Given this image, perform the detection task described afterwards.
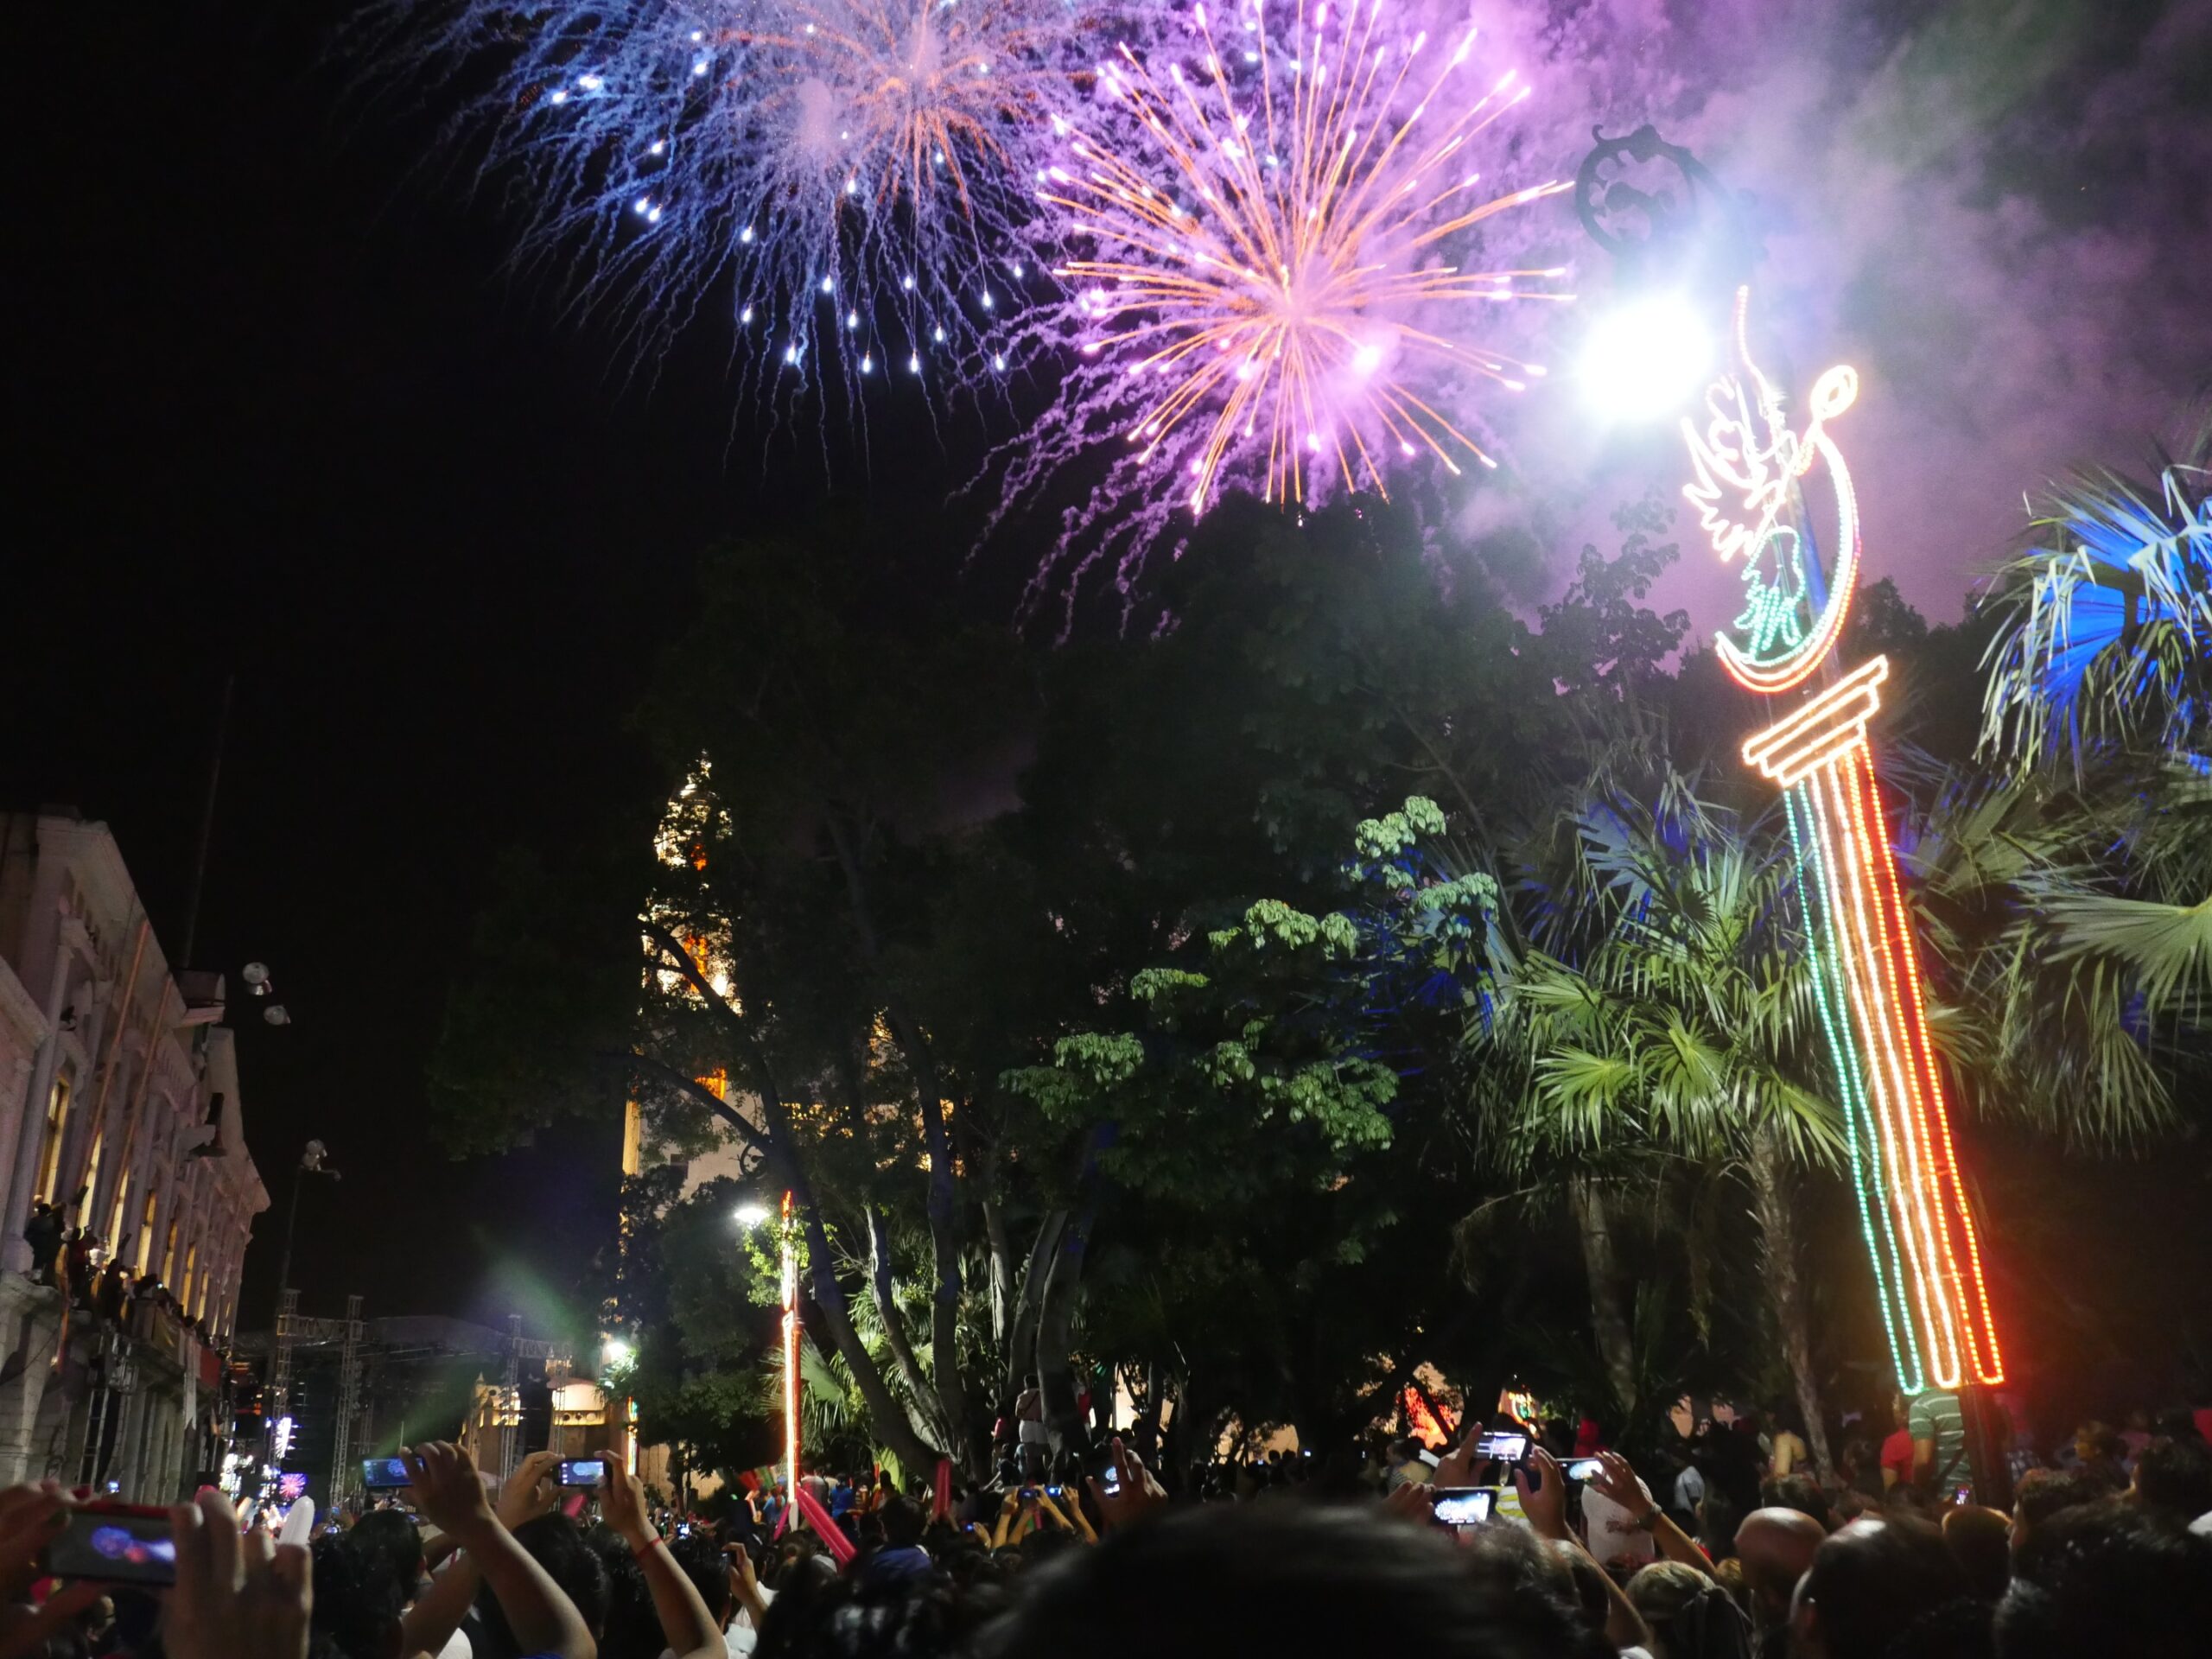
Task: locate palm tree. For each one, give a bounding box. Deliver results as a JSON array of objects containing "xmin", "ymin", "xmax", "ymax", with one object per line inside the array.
[
  {"xmin": 1897, "ymin": 758, "xmax": 2196, "ymax": 1147},
  {"xmin": 1956, "ymin": 404, "xmax": 2211, "ymax": 1098},
  {"xmin": 1981, "ymin": 407, "xmax": 2209, "ymax": 769},
  {"xmin": 1471, "ymin": 750, "xmax": 1848, "ymax": 1476}
]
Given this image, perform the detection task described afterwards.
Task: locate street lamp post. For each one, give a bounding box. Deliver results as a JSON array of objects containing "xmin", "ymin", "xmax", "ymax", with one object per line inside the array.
[
  {"xmin": 734, "ymin": 1196, "xmax": 800, "ymax": 1533},
  {"xmin": 264, "ymin": 1141, "xmax": 339, "ymax": 1480},
  {"xmin": 779, "ymin": 1192, "xmax": 798, "ymax": 1520}
]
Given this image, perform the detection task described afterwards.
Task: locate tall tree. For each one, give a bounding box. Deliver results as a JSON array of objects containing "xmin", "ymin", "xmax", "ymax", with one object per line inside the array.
[{"xmin": 1470, "ymin": 747, "xmax": 1847, "ymax": 1476}]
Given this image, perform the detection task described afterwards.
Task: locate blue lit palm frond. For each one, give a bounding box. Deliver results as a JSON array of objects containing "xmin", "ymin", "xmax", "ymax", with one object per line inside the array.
[{"xmin": 1981, "ymin": 411, "xmax": 2211, "ymax": 766}]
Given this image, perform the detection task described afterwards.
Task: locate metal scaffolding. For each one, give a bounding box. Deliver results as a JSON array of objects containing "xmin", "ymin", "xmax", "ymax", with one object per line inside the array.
[
  {"xmin": 327, "ymin": 1294, "xmax": 365, "ymax": 1510},
  {"xmin": 500, "ymin": 1314, "xmax": 524, "ymax": 1483},
  {"xmin": 267, "ymin": 1286, "xmax": 300, "ymax": 1461}
]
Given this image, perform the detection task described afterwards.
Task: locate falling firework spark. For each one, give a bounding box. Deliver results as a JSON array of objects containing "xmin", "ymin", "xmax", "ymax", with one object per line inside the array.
[
  {"xmin": 359, "ymin": 0, "xmax": 1099, "ymax": 401},
  {"xmin": 980, "ymin": 0, "xmax": 1571, "ymax": 626}
]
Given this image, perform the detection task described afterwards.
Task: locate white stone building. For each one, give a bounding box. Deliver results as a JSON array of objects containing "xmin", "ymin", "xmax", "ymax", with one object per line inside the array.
[{"xmin": 0, "ymin": 810, "xmax": 270, "ymax": 1494}]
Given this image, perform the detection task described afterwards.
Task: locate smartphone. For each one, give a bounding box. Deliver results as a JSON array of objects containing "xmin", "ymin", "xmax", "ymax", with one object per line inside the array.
[
  {"xmin": 362, "ymin": 1457, "xmax": 412, "ymax": 1490},
  {"xmin": 1431, "ymin": 1488, "xmax": 1496, "ymax": 1531},
  {"xmin": 557, "ymin": 1459, "xmax": 607, "ymax": 1488},
  {"xmin": 1045, "ymin": 1484, "xmax": 1065, "ymax": 1497},
  {"xmin": 1473, "ymin": 1431, "xmax": 1529, "ymax": 1462},
  {"xmin": 1564, "ymin": 1458, "xmax": 1605, "ymax": 1482},
  {"xmin": 1086, "ymin": 1446, "xmax": 1122, "ymax": 1497},
  {"xmin": 41, "ymin": 1506, "xmax": 177, "ymax": 1586},
  {"xmin": 1953, "ymin": 1485, "xmax": 1974, "ymax": 1508}
]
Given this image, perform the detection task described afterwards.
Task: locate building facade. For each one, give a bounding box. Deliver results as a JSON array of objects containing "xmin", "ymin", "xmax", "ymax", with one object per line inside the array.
[{"xmin": 0, "ymin": 810, "xmax": 270, "ymax": 1493}]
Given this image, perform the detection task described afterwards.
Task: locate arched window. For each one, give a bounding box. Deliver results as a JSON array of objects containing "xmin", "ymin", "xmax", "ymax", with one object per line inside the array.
[
  {"xmin": 136, "ymin": 1191, "xmax": 159, "ymax": 1275},
  {"xmin": 34, "ymin": 1075, "xmax": 71, "ymax": 1204}
]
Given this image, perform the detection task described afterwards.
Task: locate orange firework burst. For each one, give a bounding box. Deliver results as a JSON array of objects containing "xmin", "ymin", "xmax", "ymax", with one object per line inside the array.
[{"xmin": 1040, "ymin": 0, "xmax": 1572, "ymax": 512}]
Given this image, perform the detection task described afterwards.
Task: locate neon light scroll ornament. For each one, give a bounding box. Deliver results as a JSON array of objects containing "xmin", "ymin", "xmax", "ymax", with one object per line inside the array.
[
  {"xmin": 1695, "ymin": 288, "xmax": 2005, "ymax": 1394},
  {"xmin": 1683, "ymin": 288, "xmax": 1864, "ymax": 695}
]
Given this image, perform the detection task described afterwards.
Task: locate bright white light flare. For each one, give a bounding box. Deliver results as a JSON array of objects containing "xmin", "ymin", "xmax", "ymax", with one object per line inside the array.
[{"xmin": 1580, "ymin": 294, "xmax": 1713, "ymax": 422}]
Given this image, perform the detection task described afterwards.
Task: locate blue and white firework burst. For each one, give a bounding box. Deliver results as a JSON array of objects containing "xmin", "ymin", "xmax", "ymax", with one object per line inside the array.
[{"xmin": 359, "ymin": 0, "xmax": 1111, "ymax": 404}]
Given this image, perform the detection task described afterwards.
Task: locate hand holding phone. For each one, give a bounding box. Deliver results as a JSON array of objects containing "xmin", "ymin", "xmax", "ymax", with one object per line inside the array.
[
  {"xmin": 1431, "ymin": 1488, "xmax": 1496, "ymax": 1532},
  {"xmin": 362, "ymin": 1457, "xmax": 411, "ymax": 1491},
  {"xmin": 495, "ymin": 1449, "xmax": 562, "ymax": 1530},
  {"xmin": 40, "ymin": 1506, "xmax": 177, "ymax": 1586}
]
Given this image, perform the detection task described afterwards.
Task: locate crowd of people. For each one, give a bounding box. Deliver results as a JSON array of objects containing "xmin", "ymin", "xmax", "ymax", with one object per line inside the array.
[
  {"xmin": 1, "ymin": 1385, "xmax": 2208, "ymax": 1659},
  {"xmin": 23, "ymin": 1199, "xmax": 213, "ymax": 1345}
]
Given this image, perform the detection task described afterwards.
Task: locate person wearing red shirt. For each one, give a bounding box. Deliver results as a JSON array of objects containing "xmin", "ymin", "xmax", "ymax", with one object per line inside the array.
[{"xmin": 1879, "ymin": 1390, "xmax": 1916, "ymax": 1491}]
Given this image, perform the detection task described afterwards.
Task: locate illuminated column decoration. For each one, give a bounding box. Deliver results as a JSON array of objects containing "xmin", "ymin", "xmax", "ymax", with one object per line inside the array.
[
  {"xmin": 1694, "ymin": 289, "xmax": 2005, "ymax": 1392},
  {"xmin": 779, "ymin": 1190, "xmax": 799, "ymax": 1521}
]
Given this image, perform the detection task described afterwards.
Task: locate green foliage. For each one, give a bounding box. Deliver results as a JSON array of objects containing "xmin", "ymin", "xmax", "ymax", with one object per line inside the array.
[
  {"xmin": 1472, "ymin": 751, "xmax": 1844, "ymax": 1176},
  {"xmin": 1900, "ymin": 756, "xmax": 2202, "ymax": 1144},
  {"xmin": 1004, "ymin": 797, "xmax": 1494, "ymax": 1199}
]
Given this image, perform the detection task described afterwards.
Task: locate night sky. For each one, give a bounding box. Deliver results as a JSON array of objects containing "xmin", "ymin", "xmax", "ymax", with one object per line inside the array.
[{"xmin": 10, "ymin": 2, "xmax": 2209, "ymax": 1349}]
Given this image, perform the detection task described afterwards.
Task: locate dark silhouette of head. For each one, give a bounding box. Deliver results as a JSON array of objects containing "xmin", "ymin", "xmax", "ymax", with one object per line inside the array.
[
  {"xmin": 344, "ymin": 1509, "xmax": 424, "ymax": 1610},
  {"xmin": 881, "ymin": 1496, "xmax": 927, "ymax": 1550},
  {"xmin": 2132, "ymin": 1435, "xmax": 2212, "ymax": 1522},
  {"xmin": 1996, "ymin": 1499, "xmax": 2212, "ymax": 1659},
  {"xmin": 308, "ymin": 1533, "xmax": 405, "ymax": 1659},
  {"xmin": 1791, "ymin": 1516, "xmax": 1988, "ymax": 1659},
  {"xmin": 1942, "ymin": 1505, "xmax": 2012, "ymax": 1601},
  {"xmin": 975, "ymin": 1503, "xmax": 1611, "ymax": 1659},
  {"xmin": 670, "ymin": 1531, "xmax": 734, "ymax": 1624},
  {"xmin": 1733, "ymin": 1507, "xmax": 1825, "ymax": 1629},
  {"xmin": 476, "ymin": 1514, "xmax": 610, "ymax": 1653}
]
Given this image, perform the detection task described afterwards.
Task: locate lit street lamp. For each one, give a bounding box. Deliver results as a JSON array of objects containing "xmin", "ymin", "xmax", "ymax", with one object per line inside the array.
[{"xmin": 734, "ymin": 1194, "xmax": 801, "ymax": 1527}]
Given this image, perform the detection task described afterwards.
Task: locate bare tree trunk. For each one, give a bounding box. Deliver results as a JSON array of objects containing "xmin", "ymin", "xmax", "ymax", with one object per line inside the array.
[
  {"xmin": 1036, "ymin": 1205, "xmax": 1095, "ymax": 1454},
  {"xmin": 977, "ymin": 1146, "xmax": 1014, "ymax": 1347},
  {"xmin": 886, "ymin": 1007, "xmax": 972, "ymax": 1464},
  {"xmin": 866, "ymin": 1207, "xmax": 955, "ymax": 1452},
  {"xmin": 639, "ymin": 925, "xmax": 941, "ymax": 1475},
  {"xmin": 793, "ymin": 1200, "xmax": 941, "ymax": 1475},
  {"xmin": 1001, "ymin": 1212, "xmax": 1065, "ymax": 1401},
  {"xmin": 822, "ymin": 814, "xmax": 973, "ymax": 1468},
  {"xmin": 1570, "ymin": 1177, "xmax": 1638, "ymax": 1417},
  {"xmin": 1749, "ymin": 1123, "xmax": 1834, "ymax": 1483}
]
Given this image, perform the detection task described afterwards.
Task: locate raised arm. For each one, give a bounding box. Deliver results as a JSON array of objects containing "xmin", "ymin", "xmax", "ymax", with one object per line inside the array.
[
  {"xmin": 398, "ymin": 1549, "xmax": 479, "ymax": 1659},
  {"xmin": 1588, "ymin": 1451, "xmax": 1715, "ymax": 1580},
  {"xmin": 602, "ymin": 1456, "xmax": 724, "ymax": 1659},
  {"xmin": 401, "ymin": 1443, "xmax": 593, "ymax": 1659},
  {"xmin": 403, "ymin": 1447, "xmax": 558, "ymax": 1659},
  {"xmin": 726, "ymin": 1541, "xmax": 769, "ymax": 1629},
  {"xmin": 1516, "ymin": 1448, "xmax": 1651, "ymax": 1654},
  {"xmin": 1033, "ymin": 1489, "xmax": 1095, "ymax": 1544}
]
